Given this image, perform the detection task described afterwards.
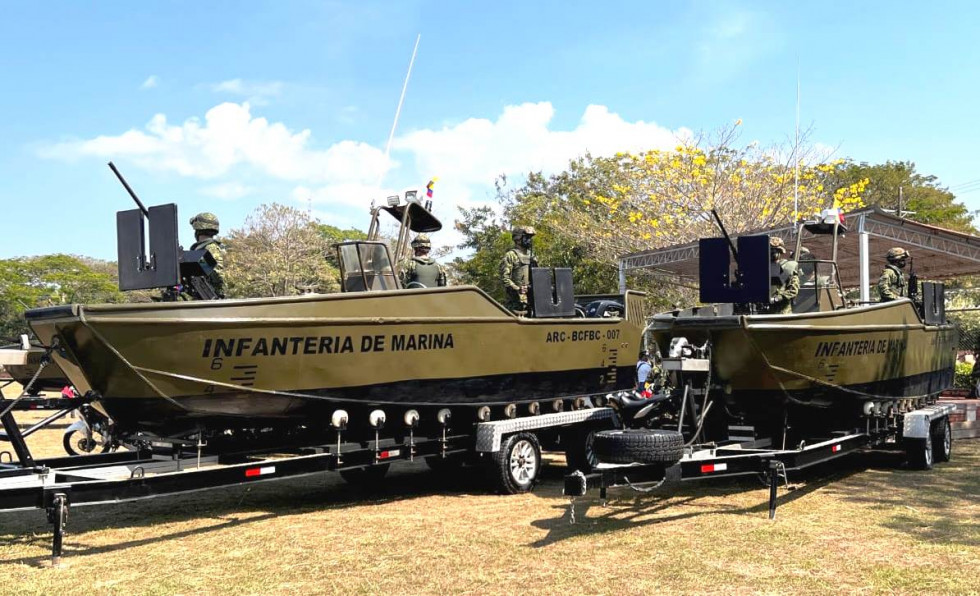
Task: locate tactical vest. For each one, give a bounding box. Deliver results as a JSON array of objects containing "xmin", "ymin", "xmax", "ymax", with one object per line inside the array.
[
  {"xmin": 507, "ymin": 249, "xmax": 533, "ymax": 286},
  {"xmin": 770, "ymin": 259, "xmax": 797, "ymax": 294},
  {"xmin": 885, "ymin": 264, "xmax": 907, "ymax": 296},
  {"xmin": 189, "ymin": 238, "xmax": 224, "ymax": 295},
  {"xmin": 409, "ymin": 258, "xmax": 442, "ymax": 288}
]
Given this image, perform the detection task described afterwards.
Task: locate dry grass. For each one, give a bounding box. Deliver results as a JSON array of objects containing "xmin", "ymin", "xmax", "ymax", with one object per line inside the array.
[{"xmin": 1, "ymin": 401, "xmax": 978, "ymax": 595}]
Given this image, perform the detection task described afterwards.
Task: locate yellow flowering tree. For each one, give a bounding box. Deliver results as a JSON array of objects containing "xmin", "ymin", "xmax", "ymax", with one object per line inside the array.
[
  {"xmin": 550, "ymin": 125, "xmax": 869, "ymax": 261},
  {"xmin": 492, "ymin": 125, "xmax": 869, "ymax": 309}
]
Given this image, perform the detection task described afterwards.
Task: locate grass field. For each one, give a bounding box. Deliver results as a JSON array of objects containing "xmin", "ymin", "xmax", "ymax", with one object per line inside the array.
[{"xmin": 1, "ymin": 398, "xmax": 978, "ymax": 595}]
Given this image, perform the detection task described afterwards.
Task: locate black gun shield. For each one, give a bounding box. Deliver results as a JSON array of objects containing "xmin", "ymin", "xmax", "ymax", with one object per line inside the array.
[
  {"xmin": 116, "ymin": 204, "xmax": 180, "ymax": 291},
  {"xmin": 698, "ymin": 238, "xmax": 735, "ymax": 303},
  {"xmin": 735, "ymin": 235, "xmax": 772, "ymax": 303},
  {"xmin": 531, "ymin": 267, "xmax": 576, "ymax": 317}
]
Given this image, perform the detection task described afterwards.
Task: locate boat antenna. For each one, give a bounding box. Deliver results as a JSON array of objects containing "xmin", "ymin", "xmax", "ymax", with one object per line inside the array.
[
  {"xmin": 793, "ymin": 58, "xmax": 800, "ymax": 227},
  {"xmin": 377, "ymin": 33, "xmax": 421, "ymax": 189}
]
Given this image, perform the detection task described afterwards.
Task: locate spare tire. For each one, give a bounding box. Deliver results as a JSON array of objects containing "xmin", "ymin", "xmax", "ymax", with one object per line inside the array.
[{"xmin": 593, "ymin": 429, "xmax": 684, "ymax": 465}]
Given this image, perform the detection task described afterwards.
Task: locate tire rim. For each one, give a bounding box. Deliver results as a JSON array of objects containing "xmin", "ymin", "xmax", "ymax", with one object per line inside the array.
[
  {"xmin": 924, "ymin": 434, "xmax": 933, "ymax": 467},
  {"xmin": 943, "ymin": 422, "xmax": 951, "ymax": 457},
  {"xmin": 584, "ymin": 432, "xmax": 598, "ymax": 468},
  {"xmin": 509, "ymin": 439, "xmax": 538, "ymax": 485}
]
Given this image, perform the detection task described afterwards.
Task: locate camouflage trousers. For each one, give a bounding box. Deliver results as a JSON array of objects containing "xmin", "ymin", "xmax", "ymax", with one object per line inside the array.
[{"xmin": 505, "ymin": 291, "xmax": 528, "ymax": 316}]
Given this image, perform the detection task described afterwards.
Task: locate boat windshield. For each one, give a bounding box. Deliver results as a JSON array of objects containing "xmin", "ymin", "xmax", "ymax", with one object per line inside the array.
[{"xmin": 337, "ymin": 242, "xmax": 399, "ymax": 292}]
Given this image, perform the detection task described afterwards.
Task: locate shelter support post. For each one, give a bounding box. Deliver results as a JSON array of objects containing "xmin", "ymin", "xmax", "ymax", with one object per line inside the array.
[
  {"xmin": 858, "ymin": 214, "xmax": 870, "ymax": 303},
  {"xmin": 618, "ymin": 259, "xmax": 626, "ymax": 294}
]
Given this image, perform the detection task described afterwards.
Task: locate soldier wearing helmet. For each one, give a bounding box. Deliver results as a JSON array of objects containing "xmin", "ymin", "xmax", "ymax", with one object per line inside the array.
[
  {"xmin": 189, "ymin": 212, "xmax": 225, "ymax": 298},
  {"xmin": 401, "ymin": 233, "xmax": 447, "ymax": 288},
  {"xmin": 878, "ymin": 247, "xmax": 910, "ymax": 302},
  {"xmin": 767, "ymin": 236, "xmax": 799, "ymax": 314},
  {"xmin": 500, "ymin": 225, "xmax": 538, "ymax": 315}
]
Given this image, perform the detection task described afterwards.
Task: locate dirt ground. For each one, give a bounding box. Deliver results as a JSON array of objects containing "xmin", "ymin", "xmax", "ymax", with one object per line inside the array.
[{"xmin": 1, "ymin": 403, "xmax": 978, "ymax": 595}]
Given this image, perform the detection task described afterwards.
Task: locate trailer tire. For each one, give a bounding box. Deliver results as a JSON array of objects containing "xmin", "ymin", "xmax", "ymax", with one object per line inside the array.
[
  {"xmin": 63, "ymin": 429, "xmax": 111, "ymax": 456},
  {"xmin": 932, "ymin": 417, "xmax": 952, "ymax": 463},
  {"xmin": 564, "ymin": 427, "xmax": 601, "ymax": 473},
  {"xmin": 340, "ymin": 463, "xmax": 390, "ymax": 487},
  {"xmin": 491, "ymin": 432, "xmax": 541, "ymax": 494},
  {"xmin": 905, "ymin": 433, "xmax": 933, "ymax": 471},
  {"xmin": 593, "ymin": 429, "xmax": 684, "ymax": 465}
]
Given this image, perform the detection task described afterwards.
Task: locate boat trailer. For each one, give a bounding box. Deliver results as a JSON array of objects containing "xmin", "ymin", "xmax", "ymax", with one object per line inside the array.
[
  {"xmin": 563, "ymin": 403, "xmax": 955, "ymax": 522},
  {"xmin": 0, "ymin": 392, "xmax": 616, "ymax": 565}
]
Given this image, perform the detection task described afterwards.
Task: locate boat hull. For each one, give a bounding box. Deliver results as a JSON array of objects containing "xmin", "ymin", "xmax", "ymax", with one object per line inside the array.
[
  {"xmin": 652, "ymin": 300, "xmax": 956, "ymax": 420},
  {"xmin": 27, "ymin": 287, "xmax": 645, "ymax": 436}
]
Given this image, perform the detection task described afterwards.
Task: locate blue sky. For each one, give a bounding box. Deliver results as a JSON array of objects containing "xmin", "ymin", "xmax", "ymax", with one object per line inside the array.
[{"xmin": 2, "ymin": 1, "xmax": 979, "ymax": 260}]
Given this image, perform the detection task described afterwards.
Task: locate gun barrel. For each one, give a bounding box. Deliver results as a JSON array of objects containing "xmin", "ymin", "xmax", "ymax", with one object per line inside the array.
[
  {"xmin": 710, "ymin": 209, "xmax": 739, "ymax": 260},
  {"xmin": 108, "ymin": 161, "xmax": 150, "ymax": 218}
]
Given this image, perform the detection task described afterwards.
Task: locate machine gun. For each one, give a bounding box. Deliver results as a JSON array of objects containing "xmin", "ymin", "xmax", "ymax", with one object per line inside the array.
[
  {"xmin": 109, "ymin": 162, "xmax": 220, "ymax": 301},
  {"xmin": 907, "ymin": 255, "xmax": 919, "ymax": 301}
]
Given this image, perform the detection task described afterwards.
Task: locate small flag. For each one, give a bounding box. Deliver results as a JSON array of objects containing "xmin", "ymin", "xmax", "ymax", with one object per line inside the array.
[{"xmin": 426, "ymin": 177, "xmax": 438, "ymax": 199}]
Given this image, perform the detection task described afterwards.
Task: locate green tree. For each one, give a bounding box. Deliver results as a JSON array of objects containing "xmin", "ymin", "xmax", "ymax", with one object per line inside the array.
[
  {"xmin": 0, "ymin": 254, "xmax": 124, "ymax": 340},
  {"xmin": 224, "ymin": 203, "xmax": 340, "ymax": 297},
  {"xmin": 821, "ymin": 160, "xmax": 977, "ymax": 233},
  {"xmin": 317, "ymin": 223, "xmax": 369, "ymax": 269}
]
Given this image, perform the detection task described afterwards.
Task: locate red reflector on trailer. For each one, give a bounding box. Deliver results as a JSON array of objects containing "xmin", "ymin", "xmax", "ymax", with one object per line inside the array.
[
  {"xmin": 245, "ymin": 466, "xmax": 276, "ymax": 478},
  {"xmin": 379, "ymin": 449, "xmax": 401, "ymax": 460},
  {"xmin": 700, "ymin": 463, "xmax": 728, "ymax": 473},
  {"xmin": 832, "ymin": 444, "xmax": 841, "ymax": 453}
]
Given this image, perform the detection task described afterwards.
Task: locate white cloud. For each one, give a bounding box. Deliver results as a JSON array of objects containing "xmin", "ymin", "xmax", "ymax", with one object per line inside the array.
[
  {"xmin": 38, "ymin": 100, "xmax": 691, "ymax": 224},
  {"xmin": 40, "ymin": 102, "xmax": 391, "ymax": 187},
  {"xmin": 141, "ymin": 75, "xmax": 159, "ymax": 90},
  {"xmin": 200, "ymin": 182, "xmax": 254, "ymax": 200},
  {"xmin": 395, "ymin": 102, "xmax": 689, "ymax": 187}
]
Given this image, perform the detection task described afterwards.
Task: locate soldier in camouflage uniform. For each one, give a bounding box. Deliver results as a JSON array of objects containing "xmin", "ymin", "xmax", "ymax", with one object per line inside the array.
[
  {"xmin": 189, "ymin": 212, "xmax": 225, "ymax": 298},
  {"xmin": 767, "ymin": 236, "xmax": 799, "ymax": 314},
  {"xmin": 877, "ymin": 247, "xmax": 909, "ymax": 302},
  {"xmin": 500, "ymin": 226, "xmax": 537, "ymax": 315},
  {"xmin": 401, "ymin": 233, "xmax": 447, "ymax": 288}
]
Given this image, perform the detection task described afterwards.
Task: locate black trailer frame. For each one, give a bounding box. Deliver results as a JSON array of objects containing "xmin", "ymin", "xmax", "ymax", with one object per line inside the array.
[
  {"xmin": 0, "ymin": 400, "xmax": 617, "ymax": 565},
  {"xmin": 563, "ymin": 403, "xmax": 955, "ymax": 522}
]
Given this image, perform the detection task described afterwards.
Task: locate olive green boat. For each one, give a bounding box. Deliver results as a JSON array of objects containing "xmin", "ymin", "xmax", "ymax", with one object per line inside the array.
[
  {"xmin": 25, "ymin": 192, "xmax": 645, "ymax": 439},
  {"xmin": 650, "ymin": 210, "xmax": 956, "ymax": 437}
]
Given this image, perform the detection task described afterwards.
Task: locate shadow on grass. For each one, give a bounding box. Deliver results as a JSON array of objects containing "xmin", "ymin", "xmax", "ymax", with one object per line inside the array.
[
  {"xmin": 529, "ymin": 441, "xmax": 980, "ymax": 548},
  {"xmin": 1, "ymin": 442, "xmax": 977, "ymax": 560},
  {"xmin": 0, "ymin": 459, "xmax": 503, "ymax": 563},
  {"xmin": 527, "ymin": 456, "xmax": 863, "ymax": 548},
  {"xmin": 834, "ymin": 444, "xmax": 980, "ymax": 547}
]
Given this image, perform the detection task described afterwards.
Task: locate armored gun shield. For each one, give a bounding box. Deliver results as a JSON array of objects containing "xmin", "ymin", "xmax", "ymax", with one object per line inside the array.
[{"xmin": 116, "ymin": 203, "xmax": 180, "ymax": 291}]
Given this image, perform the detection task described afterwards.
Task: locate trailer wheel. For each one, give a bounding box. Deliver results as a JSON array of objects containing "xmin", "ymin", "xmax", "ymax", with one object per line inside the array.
[
  {"xmin": 339, "ymin": 463, "xmax": 390, "ymax": 487},
  {"xmin": 593, "ymin": 429, "xmax": 684, "ymax": 465},
  {"xmin": 63, "ymin": 429, "xmax": 111, "ymax": 456},
  {"xmin": 932, "ymin": 417, "xmax": 952, "ymax": 463},
  {"xmin": 492, "ymin": 432, "xmax": 541, "ymax": 494},
  {"xmin": 905, "ymin": 433, "xmax": 934, "ymax": 471},
  {"xmin": 564, "ymin": 427, "xmax": 600, "ymax": 473}
]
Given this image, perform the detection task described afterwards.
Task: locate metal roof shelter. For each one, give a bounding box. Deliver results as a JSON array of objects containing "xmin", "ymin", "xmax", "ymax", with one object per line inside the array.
[{"xmin": 618, "ymin": 206, "xmax": 980, "ymax": 303}]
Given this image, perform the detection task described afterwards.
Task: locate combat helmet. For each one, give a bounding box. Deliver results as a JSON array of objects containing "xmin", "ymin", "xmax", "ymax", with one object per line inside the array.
[
  {"xmin": 769, "ymin": 236, "xmax": 786, "ymax": 254},
  {"xmin": 190, "ymin": 212, "xmax": 220, "ymax": 233},
  {"xmin": 511, "ymin": 225, "xmax": 536, "ymax": 241},
  {"xmin": 411, "ymin": 233, "xmax": 431, "ymax": 249},
  {"xmin": 886, "ymin": 247, "xmax": 909, "ymax": 263}
]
